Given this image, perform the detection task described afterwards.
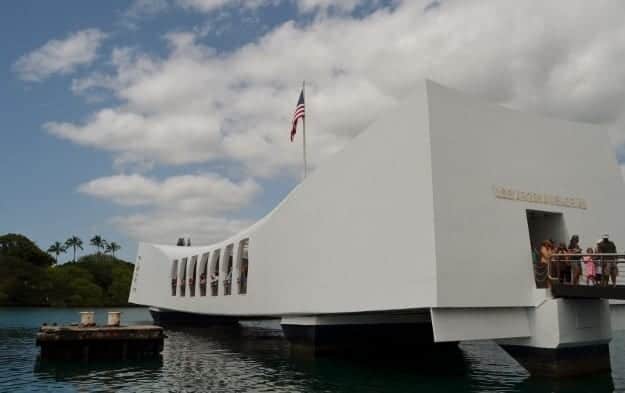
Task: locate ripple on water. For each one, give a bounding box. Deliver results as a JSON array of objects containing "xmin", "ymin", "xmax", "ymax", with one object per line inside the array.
[{"xmin": 1, "ymin": 308, "xmax": 624, "ymax": 392}]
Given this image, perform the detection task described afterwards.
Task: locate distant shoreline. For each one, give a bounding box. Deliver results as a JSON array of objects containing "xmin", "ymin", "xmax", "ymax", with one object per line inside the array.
[{"xmin": 1, "ymin": 234, "xmax": 136, "ymax": 308}]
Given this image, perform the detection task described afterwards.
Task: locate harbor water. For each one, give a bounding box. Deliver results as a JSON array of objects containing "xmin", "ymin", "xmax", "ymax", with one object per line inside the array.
[{"xmin": 1, "ymin": 307, "xmax": 625, "ymax": 392}]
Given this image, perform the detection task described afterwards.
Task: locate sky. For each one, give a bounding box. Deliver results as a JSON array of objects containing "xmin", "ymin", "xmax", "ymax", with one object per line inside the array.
[{"xmin": 2, "ymin": 0, "xmax": 625, "ymax": 262}]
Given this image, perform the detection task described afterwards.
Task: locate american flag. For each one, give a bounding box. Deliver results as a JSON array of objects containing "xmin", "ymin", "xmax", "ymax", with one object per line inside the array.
[{"xmin": 290, "ymin": 89, "xmax": 305, "ymax": 142}]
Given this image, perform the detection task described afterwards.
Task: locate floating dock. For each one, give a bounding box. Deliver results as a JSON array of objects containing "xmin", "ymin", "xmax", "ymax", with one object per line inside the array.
[{"xmin": 36, "ymin": 324, "xmax": 165, "ymax": 361}]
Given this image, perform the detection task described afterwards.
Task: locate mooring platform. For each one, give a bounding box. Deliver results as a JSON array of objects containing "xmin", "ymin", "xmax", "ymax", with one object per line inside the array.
[{"xmin": 36, "ymin": 324, "xmax": 165, "ymax": 361}]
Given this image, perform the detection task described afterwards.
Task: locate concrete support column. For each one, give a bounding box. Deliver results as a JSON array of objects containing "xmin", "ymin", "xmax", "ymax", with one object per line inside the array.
[
  {"xmin": 280, "ymin": 311, "xmax": 447, "ymax": 354},
  {"xmin": 220, "ymin": 246, "xmax": 233, "ymax": 296},
  {"xmin": 210, "ymin": 252, "xmax": 220, "ymax": 296},
  {"xmin": 149, "ymin": 308, "xmax": 238, "ymax": 325},
  {"xmin": 500, "ymin": 343, "xmax": 610, "ymax": 377},
  {"xmin": 497, "ymin": 298, "xmax": 613, "ymax": 377},
  {"xmin": 232, "ymin": 243, "xmax": 241, "ymax": 296}
]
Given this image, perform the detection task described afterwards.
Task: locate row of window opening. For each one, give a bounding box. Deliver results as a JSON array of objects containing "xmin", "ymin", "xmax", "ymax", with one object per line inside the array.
[{"xmin": 170, "ymin": 239, "xmax": 248, "ymax": 297}]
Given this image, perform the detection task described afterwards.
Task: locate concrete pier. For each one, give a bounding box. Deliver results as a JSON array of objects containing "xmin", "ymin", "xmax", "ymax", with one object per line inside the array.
[
  {"xmin": 501, "ymin": 344, "xmax": 611, "ymax": 377},
  {"xmin": 149, "ymin": 307, "xmax": 239, "ymax": 325},
  {"xmin": 278, "ymin": 312, "xmax": 459, "ymax": 356},
  {"xmin": 496, "ymin": 298, "xmax": 613, "ymax": 377},
  {"xmin": 36, "ymin": 325, "xmax": 165, "ymax": 361},
  {"xmin": 281, "ymin": 322, "xmax": 439, "ymax": 353}
]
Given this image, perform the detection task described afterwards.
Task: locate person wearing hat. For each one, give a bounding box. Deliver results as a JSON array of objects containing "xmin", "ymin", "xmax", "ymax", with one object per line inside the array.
[{"xmin": 597, "ymin": 233, "xmax": 618, "ymax": 287}]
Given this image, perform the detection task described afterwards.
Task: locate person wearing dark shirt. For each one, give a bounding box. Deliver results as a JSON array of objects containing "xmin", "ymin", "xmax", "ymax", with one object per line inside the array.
[
  {"xmin": 568, "ymin": 235, "xmax": 582, "ymax": 285},
  {"xmin": 555, "ymin": 242, "xmax": 570, "ymax": 284},
  {"xmin": 597, "ymin": 234, "xmax": 618, "ymax": 287}
]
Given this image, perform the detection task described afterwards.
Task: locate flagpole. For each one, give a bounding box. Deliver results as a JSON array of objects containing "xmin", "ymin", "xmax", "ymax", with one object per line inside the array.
[{"xmin": 302, "ymin": 80, "xmax": 308, "ymax": 179}]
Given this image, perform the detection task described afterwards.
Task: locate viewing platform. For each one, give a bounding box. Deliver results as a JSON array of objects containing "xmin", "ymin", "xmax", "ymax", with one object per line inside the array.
[
  {"xmin": 543, "ymin": 254, "xmax": 625, "ymax": 300},
  {"xmin": 551, "ymin": 283, "xmax": 625, "ymax": 300}
]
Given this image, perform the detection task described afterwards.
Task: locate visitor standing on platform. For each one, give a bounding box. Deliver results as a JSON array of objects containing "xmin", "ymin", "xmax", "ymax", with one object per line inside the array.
[{"xmin": 598, "ymin": 234, "xmax": 618, "ymax": 287}]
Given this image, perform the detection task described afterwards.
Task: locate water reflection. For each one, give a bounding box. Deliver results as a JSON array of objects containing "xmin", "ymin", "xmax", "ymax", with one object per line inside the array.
[
  {"xmin": 510, "ymin": 373, "xmax": 614, "ymax": 393},
  {"xmin": 460, "ymin": 340, "xmax": 616, "ymax": 393},
  {"xmin": 34, "ymin": 357, "xmax": 163, "ymax": 380},
  {"xmin": 169, "ymin": 322, "xmax": 618, "ymax": 393},
  {"xmin": 1, "ymin": 308, "xmax": 623, "ymax": 392},
  {"xmin": 162, "ymin": 323, "xmax": 509, "ymax": 393}
]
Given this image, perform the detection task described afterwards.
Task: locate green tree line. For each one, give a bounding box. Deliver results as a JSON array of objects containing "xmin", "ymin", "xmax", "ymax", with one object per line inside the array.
[
  {"xmin": 0, "ymin": 233, "xmax": 133, "ymax": 307},
  {"xmin": 47, "ymin": 234, "xmax": 121, "ymax": 263}
]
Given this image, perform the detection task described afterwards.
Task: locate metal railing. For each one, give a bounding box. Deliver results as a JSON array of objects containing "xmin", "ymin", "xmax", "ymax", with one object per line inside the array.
[{"xmin": 537, "ymin": 253, "xmax": 625, "ymax": 287}]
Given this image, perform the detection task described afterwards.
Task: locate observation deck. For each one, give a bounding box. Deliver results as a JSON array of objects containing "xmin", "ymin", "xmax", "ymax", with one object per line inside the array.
[{"xmin": 541, "ymin": 253, "xmax": 625, "ymax": 300}]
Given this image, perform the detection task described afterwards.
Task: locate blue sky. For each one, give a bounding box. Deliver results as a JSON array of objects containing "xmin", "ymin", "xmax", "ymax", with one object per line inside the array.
[
  {"xmin": 1, "ymin": 2, "xmax": 131, "ymax": 257},
  {"xmin": 0, "ymin": 1, "xmax": 301, "ymax": 260},
  {"xmin": 2, "ymin": 0, "xmax": 625, "ymax": 262}
]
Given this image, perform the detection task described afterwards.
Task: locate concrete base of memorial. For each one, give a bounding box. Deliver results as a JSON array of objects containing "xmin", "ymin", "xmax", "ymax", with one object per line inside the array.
[
  {"xmin": 280, "ymin": 312, "xmax": 459, "ymax": 355},
  {"xmin": 496, "ymin": 298, "xmax": 613, "ymax": 377},
  {"xmin": 149, "ymin": 307, "xmax": 239, "ymax": 326},
  {"xmin": 501, "ymin": 343, "xmax": 611, "ymax": 377}
]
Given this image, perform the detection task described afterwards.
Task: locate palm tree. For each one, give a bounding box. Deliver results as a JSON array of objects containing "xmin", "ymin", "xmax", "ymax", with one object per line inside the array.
[
  {"xmin": 90, "ymin": 235, "xmax": 105, "ymax": 254},
  {"xmin": 65, "ymin": 236, "xmax": 83, "ymax": 262},
  {"xmin": 105, "ymin": 241, "xmax": 121, "ymax": 257},
  {"xmin": 47, "ymin": 241, "xmax": 66, "ymax": 264}
]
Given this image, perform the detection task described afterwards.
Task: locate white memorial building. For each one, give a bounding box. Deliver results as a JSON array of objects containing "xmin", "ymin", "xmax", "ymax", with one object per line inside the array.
[{"xmin": 129, "ymin": 80, "xmax": 625, "ymax": 376}]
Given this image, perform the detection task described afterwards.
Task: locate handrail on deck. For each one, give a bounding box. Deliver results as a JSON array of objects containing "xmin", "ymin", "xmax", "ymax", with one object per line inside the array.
[
  {"xmin": 540, "ymin": 253, "xmax": 625, "ymax": 286},
  {"xmin": 550, "ymin": 253, "xmax": 625, "ymax": 259}
]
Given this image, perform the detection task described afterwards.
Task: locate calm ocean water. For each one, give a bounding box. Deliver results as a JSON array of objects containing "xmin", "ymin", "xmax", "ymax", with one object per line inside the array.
[{"xmin": 1, "ymin": 307, "xmax": 624, "ymax": 392}]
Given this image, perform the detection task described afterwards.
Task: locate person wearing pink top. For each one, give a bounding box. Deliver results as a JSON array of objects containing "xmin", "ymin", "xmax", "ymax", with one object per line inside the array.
[{"xmin": 583, "ymin": 248, "xmax": 597, "ymax": 286}]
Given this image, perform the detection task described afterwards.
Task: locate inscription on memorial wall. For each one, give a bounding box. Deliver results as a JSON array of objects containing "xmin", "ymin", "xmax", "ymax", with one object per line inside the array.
[{"xmin": 494, "ymin": 186, "xmax": 587, "ymax": 210}]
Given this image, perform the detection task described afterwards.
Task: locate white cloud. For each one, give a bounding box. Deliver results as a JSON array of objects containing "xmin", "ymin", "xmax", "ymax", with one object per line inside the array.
[
  {"xmin": 175, "ymin": 0, "xmax": 378, "ymax": 14},
  {"xmin": 175, "ymin": 0, "xmax": 232, "ymax": 12},
  {"xmin": 55, "ymin": 1, "xmax": 625, "ymax": 177},
  {"xmin": 121, "ymin": 0, "xmax": 170, "ymax": 29},
  {"xmin": 295, "ymin": 0, "xmax": 378, "ymax": 13},
  {"xmin": 122, "ymin": 0, "xmax": 372, "ymax": 19},
  {"xmin": 174, "ymin": 0, "xmax": 272, "ymax": 13},
  {"xmin": 126, "ymin": 0, "xmax": 170, "ymax": 18},
  {"xmin": 44, "ymin": 0, "xmax": 625, "ymax": 243},
  {"xmin": 47, "ymin": 108, "xmax": 224, "ymax": 165},
  {"xmin": 78, "ymin": 173, "xmax": 259, "ymax": 212},
  {"xmin": 78, "ymin": 173, "xmax": 259, "ymax": 243},
  {"xmin": 112, "ymin": 213, "xmax": 252, "ymax": 245},
  {"xmin": 14, "ymin": 29, "xmax": 107, "ymax": 81}
]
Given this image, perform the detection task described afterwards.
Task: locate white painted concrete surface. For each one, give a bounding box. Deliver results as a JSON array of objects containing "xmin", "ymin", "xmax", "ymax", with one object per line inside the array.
[{"xmin": 497, "ymin": 298, "xmax": 612, "ymax": 349}]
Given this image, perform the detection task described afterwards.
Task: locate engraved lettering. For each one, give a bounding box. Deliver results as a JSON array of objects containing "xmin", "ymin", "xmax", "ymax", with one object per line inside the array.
[{"xmin": 494, "ymin": 186, "xmax": 587, "ymax": 210}]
